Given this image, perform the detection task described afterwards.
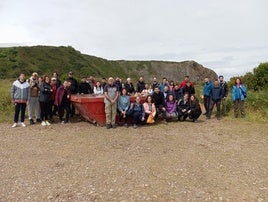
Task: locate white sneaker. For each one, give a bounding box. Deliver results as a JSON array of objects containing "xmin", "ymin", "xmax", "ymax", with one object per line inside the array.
[
  {"xmin": 12, "ymin": 123, "xmax": 17, "ymax": 128},
  {"xmin": 45, "ymin": 121, "xmax": 51, "ymax": 126},
  {"xmin": 41, "ymin": 121, "xmax": 46, "ymax": 126},
  {"xmin": 21, "ymin": 122, "xmax": 26, "ymax": 127}
]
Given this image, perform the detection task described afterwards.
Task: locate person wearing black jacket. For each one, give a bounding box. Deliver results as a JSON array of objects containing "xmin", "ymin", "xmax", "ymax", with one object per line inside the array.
[
  {"xmin": 79, "ymin": 77, "xmax": 91, "ymax": 94},
  {"xmin": 182, "ymin": 82, "xmax": 195, "ymax": 96},
  {"xmin": 125, "ymin": 78, "xmax": 135, "ymax": 95},
  {"xmin": 188, "ymin": 95, "xmax": 202, "ymax": 122},
  {"xmin": 219, "ymin": 75, "xmax": 228, "ymax": 116},
  {"xmin": 136, "ymin": 76, "xmax": 146, "ymax": 93},
  {"xmin": 39, "ymin": 75, "xmax": 52, "ymax": 126},
  {"xmin": 208, "ymin": 80, "xmax": 223, "ymax": 120},
  {"xmin": 177, "ymin": 93, "xmax": 190, "ymax": 121},
  {"xmin": 67, "ymin": 71, "xmax": 79, "ymax": 116},
  {"xmin": 152, "ymin": 86, "xmax": 167, "ymax": 123}
]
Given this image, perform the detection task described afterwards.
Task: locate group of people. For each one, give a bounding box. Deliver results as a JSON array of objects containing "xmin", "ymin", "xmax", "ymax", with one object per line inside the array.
[
  {"xmin": 10, "ymin": 71, "xmax": 247, "ymax": 128},
  {"xmin": 11, "ymin": 71, "xmax": 73, "ymax": 127}
]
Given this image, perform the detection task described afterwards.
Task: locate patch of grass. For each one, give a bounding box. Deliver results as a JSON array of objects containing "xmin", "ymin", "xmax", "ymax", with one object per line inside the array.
[{"xmin": 0, "ymin": 79, "xmax": 14, "ymax": 122}]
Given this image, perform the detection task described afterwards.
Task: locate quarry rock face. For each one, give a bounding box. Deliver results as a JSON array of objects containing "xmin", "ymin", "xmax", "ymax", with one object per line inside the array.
[{"xmin": 117, "ymin": 60, "xmax": 218, "ymax": 83}]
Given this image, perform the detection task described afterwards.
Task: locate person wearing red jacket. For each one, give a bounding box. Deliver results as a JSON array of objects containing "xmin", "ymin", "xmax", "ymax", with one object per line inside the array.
[{"xmin": 55, "ymin": 80, "xmax": 71, "ymax": 124}]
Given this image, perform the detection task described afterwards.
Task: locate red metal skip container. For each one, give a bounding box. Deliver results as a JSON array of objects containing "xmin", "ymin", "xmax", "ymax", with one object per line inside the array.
[{"xmin": 71, "ymin": 94, "xmax": 146, "ymax": 126}]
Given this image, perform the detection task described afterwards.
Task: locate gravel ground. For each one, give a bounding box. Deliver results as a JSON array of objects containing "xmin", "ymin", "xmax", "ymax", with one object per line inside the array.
[{"xmin": 0, "ymin": 116, "xmax": 267, "ymax": 201}]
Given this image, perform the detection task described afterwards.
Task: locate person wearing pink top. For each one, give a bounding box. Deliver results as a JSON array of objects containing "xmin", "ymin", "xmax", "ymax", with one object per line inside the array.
[{"xmin": 143, "ymin": 95, "xmax": 156, "ymax": 122}]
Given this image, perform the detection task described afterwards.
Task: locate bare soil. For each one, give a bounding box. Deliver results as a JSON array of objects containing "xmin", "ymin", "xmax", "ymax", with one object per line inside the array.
[{"xmin": 0, "ymin": 116, "xmax": 267, "ymax": 201}]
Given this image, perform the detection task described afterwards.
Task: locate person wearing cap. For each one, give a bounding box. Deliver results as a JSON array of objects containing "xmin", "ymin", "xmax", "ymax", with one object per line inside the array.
[
  {"xmin": 27, "ymin": 72, "xmax": 41, "ymax": 125},
  {"xmin": 52, "ymin": 71, "xmax": 62, "ymax": 89}
]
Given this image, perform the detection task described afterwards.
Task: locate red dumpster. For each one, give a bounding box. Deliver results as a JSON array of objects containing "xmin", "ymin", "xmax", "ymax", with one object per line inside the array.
[{"xmin": 71, "ymin": 94, "xmax": 146, "ymax": 126}]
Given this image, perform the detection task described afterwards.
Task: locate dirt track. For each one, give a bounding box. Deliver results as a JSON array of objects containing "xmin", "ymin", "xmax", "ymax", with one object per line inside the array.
[{"xmin": 0, "ymin": 117, "xmax": 267, "ymax": 201}]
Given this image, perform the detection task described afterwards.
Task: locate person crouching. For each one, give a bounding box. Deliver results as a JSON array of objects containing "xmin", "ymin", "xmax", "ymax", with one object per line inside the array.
[{"xmin": 128, "ymin": 96, "xmax": 145, "ymax": 129}]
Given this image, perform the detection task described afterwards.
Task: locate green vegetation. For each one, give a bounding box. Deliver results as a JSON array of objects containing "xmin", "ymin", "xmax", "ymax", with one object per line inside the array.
[
  {"xmin": 0, "ymin": 46, "xmax": 267, "ymax": 123},
  {"xmin": 0, "ymin": 80, "xmax": 14, "ymax": 122},
  {"xmin": 229, "ymin": 62, "xmax": 268, "ymax": 91}
]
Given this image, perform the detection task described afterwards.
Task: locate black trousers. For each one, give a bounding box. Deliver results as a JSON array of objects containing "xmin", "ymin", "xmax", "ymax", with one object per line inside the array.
[
  {"xmin": 14, "ymin": 103, "xmax": 26, "ymax": 123},
  {"xmin": 203, "ymin": 96, "xmax": 210, "ymax": 115},
  {"xmin": 59, "ymin": 102, "xmax": 71, "ymax": 122},
  {"xmin": 40, "ymin": 101, "xmax": 51, "ymax": 121},
  {"xmin": 208, "ymin": 99, "xmax": 221, "ymax": 118}
]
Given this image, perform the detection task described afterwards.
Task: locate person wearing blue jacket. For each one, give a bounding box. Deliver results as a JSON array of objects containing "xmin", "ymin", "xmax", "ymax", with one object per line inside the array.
[
  {"xmin": 232, "ymin": 78, "xmax": 247, "ymax": 118},
  {"xmin": 203, "ymin": 77, "xmax": 213, "ymax": 118},
  {"xmin": 117, "ymin": 88, "xmax": 130, "ymax": 127},
  {"xmin": 128, "ymin": 96, "xmax": 145, "ymax": 129},
  {"xmin": 207, "ymin": 80, "xmax": 223, "ymax": 120}
]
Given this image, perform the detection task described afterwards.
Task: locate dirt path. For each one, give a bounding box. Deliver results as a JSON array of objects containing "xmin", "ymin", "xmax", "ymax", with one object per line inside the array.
[{"xmin": 0, "ymin": 117, "xmax": 267, "ymax": 201}]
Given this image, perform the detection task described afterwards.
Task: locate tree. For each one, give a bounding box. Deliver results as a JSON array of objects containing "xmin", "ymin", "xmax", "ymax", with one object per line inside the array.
[{"xmin": 253, "ymin": 63, "xmax": 268, "ymax": 90}]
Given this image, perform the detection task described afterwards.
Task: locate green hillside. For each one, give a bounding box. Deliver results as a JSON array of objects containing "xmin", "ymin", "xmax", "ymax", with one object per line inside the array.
[
  {"xmin": 0, "ymin": 46, "xmax": 217, "ymax": 82},
  {"xmin": 0, "ymin": 46, "xmax": 126, "ymax": 79}
]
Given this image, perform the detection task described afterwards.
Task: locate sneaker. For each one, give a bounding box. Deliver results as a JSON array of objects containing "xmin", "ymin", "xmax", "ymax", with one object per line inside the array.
[
  {"xmin": 30, "ymin": 119, "xmax": 35, "ymax": 125},
  {"xmin": 45, "ymin": 121, "xmax": 51, "ymax": 126},
  {"xmin": 11, "ymin": 123, "xmax": 17, "ymax": 128},
  {"xmin": 133, "ymin": 124, "xmax": 137, "ymax": 129},
  {"xmin": 111, "ymin": 124, "xmax": 117, "ymax": 129},
  {"xmin": 41, "ymin": 121, "xmax": 46, "ymax": 126},
  {"xmin": 36, "ymin": 118, "xmax": 42, "ymax": 123},
  {"xmin": 61, "ymin": 121, "xmax": 65, "ymax": 124},
  {"xmin": 163, "ymin": 119, "xmax": 168, "ymax": 124},
  {"xmin": 21, "ymin": 122, "xmax": 26, "ymax": 127}
]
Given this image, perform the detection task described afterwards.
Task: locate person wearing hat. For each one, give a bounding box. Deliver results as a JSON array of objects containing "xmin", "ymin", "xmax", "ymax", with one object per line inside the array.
[{"xmin": 27, "ymin": 72, "xmax": 41, "ymax": 125}]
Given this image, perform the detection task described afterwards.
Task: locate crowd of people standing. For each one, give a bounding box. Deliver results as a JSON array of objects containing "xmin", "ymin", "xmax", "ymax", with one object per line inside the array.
[{"xmin": 10, "ymin": 71, "xmax": 247, "ymax": 128}]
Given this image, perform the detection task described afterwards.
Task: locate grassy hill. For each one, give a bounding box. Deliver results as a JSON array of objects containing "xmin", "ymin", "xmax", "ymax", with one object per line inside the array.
[{"xmin": 0, "ymin": 46, "xmax": 217, "ymax": 82}]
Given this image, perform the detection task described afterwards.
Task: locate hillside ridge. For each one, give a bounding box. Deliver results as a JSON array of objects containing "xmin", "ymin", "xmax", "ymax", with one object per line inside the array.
[{"xmin": 0, "ymin": 45, "xmax": 218, "ymax": 82}]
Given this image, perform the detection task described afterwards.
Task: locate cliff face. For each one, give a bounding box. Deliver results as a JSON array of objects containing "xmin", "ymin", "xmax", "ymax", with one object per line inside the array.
[
  {"xmin": 0, "ymin": 46, "xmax": 217, "ymax": 82},
  {"xmin": 117, "ymin": 60, "xmax": 218, "ymax": 83}
]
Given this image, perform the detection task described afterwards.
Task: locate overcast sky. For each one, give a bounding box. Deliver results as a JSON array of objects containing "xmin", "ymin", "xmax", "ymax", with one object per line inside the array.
[{"xmin": 0, "ymin": 0, "xmax": 267, "ymax": 80}]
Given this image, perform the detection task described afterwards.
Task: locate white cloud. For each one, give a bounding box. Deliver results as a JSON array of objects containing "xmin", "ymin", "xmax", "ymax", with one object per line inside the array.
[{"xmin": 0, "ymin": 0, "xmax": 267, "ymax": 80}]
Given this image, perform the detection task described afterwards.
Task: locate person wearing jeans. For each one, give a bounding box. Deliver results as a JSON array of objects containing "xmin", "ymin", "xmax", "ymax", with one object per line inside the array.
[{"xmin": 203, "ymin": 77, "xmax": 213, "ymax": 117}]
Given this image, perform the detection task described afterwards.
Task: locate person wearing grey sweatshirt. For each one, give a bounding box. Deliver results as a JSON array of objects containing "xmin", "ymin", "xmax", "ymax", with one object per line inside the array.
[{"xmin": 11, "ymin": 73, "xmax": 30, "ymax": 127}]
